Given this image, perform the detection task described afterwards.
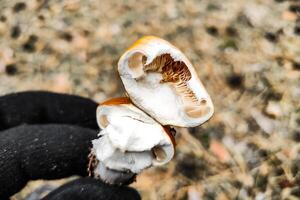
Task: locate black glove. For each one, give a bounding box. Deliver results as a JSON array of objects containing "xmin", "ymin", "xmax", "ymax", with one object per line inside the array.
[
  {"xmin": 0, "ymin": 91, "xmax": 98, "ymax": 130},
  {"xmin": 0, "ymin": 91, "xmax": 140, "ymax": 200}
]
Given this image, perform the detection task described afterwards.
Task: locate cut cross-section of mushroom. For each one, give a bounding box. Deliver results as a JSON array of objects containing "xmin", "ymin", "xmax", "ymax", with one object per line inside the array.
[
  {"xmin": 118, "ymin": 36, "xmax": 214, "ymax": 127},
  {"xmin": 90, "ymin": 97, "xmax": 175, "ymax": 185}
]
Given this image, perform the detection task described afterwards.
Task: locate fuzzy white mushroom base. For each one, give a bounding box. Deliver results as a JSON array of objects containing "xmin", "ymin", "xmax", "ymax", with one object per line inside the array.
[{"xmin": 90, "ymin": 101, "xmax": 175, "ymax": 185}]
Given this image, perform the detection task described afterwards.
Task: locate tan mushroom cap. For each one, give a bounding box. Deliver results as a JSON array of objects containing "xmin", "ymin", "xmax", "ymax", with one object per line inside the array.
[{"xmin": 118, "ymin": 36, "xmax": 214, "ymax": 127}]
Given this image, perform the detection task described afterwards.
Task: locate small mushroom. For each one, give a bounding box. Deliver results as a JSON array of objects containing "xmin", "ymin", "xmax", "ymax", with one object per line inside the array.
[
  {"xmin": 89, "ymin": 97, "xmax": 175, "ymax": 185},
  {"xmin": 118, "ymin": 36, "xmax": 214, "ymax": 127}
]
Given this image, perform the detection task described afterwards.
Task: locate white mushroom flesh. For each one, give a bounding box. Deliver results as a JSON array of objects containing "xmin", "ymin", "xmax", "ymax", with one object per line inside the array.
[
  {"xmin": 118, "ymin": 36, "xmax": 214, "ymax": 127},
  {"xmin": 91, "ymin": 101, "xmax": 175, "ymax": 184}
]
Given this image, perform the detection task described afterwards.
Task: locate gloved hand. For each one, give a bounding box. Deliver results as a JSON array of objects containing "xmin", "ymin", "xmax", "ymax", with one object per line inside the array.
[{"xmin": 0, "ymin": 91, "xmax": 140, "ymax": 200}]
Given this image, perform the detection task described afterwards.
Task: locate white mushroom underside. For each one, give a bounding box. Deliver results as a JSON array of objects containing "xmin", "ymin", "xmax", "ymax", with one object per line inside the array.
[
  {"xmin": 92, "ymin": 104, "xmax": 174, "ymax": 176},
  {"xmin": 122, "ymin": 72, "xmax": 184, "ymax": 124},
  {"xmin": 118, "ymin": 37, "xmax": 214, "ymax": 127},
  {"xmin": 93, "ymin": 133, "xmax": 153, "ymax": 173},
  {"xmin": 121, "ymin": 69, "xmax": 213, "ymax": 127}
]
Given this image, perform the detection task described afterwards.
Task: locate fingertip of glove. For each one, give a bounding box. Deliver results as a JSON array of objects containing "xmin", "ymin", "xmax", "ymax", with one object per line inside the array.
[{"xmin": 42, "ymin": 177, "xmax": 141, "ymax": 200}]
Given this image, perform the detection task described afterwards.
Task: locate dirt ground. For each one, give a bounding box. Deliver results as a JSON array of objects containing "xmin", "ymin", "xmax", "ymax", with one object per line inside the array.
[{"xmin": 0, "ymin": 0, "xmax": 299, "ymax": 199}]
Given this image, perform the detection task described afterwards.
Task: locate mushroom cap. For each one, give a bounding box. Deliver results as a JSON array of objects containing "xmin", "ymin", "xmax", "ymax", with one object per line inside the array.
[
  {"xmin": 92, "ymin": 97, "xmax": 175, "ymax": 183},
  {"xmin": 118, "ymin": 36, "xmax": 214, "ymax": 127}
]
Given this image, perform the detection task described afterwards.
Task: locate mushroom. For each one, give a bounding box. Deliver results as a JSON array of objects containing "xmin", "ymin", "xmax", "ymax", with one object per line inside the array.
[
  {"xmin": 118, "ymin": 36, "xmax": 214, "ymax": 127},
  {"xmin": 89, "ymin": 97, "xmax": 175, "ymax": 185},
  {"xmin": 89, "ymin": 36, "xmax": 214, "ymax": 185}
]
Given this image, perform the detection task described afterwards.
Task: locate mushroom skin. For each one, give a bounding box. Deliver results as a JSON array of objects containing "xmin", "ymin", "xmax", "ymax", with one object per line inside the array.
[
  {"xmin": 89, "ymin": 97, "xmax": 175, "ymax": 185},
  {"xmin": 118, "ymin": 36, "xmax": 214, "ymax": 127}
]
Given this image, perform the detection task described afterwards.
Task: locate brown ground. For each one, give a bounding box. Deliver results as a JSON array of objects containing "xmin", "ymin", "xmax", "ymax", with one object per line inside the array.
[{"xmin": 0, "ymin": 0, "xmax": 299, "ymax": 199}]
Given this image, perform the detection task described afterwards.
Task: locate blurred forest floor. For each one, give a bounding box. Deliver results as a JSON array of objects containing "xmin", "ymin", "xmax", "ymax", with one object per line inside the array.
[{"xmin": 0, "ymin": 0, "xmax": 299, "ymax": 199}]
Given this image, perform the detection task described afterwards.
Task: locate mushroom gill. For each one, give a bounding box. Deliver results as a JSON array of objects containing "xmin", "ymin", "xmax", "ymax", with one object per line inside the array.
[{"xmin": 142, "ymin": 53, "xmax": 209, "ymax": 118}]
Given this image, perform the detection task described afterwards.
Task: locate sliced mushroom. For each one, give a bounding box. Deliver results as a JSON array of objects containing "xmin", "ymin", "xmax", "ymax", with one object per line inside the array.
[
  {"xmin": 118, "ymin": 36, "xmax": 214, "ymax": 127},
  {"xmin": 90, "ymin": 97, "xmax": 175, "ymax": 185}
]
